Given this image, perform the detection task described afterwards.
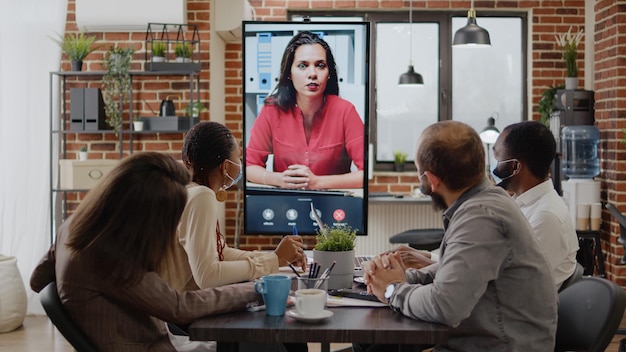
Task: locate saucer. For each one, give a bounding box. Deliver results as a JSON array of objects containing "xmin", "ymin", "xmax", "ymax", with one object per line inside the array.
[{"xmin": 287, "ymin": 309, "xmax": 333, "ymax": 323}]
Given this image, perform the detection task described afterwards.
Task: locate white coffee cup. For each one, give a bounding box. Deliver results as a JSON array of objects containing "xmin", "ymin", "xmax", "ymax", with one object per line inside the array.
[
  {"xmin": 295, "ymin": 289, "xmax": 327, "ymax": 317},
  {"xmin": 577, "ymin": 203, "xmax": 590, "ymax": 231},
  {"xmin": 590, "ymin": 202, "xmax": 602, "ymax": 231}
]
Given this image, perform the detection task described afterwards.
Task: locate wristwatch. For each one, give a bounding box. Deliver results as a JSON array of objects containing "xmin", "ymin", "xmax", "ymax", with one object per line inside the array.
[{"xmin": 384, "ymin": 282, "xmax": 399, "ymax": 302}]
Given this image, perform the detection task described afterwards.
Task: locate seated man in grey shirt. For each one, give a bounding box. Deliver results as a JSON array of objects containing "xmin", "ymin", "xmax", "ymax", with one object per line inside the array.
[{"xmin": 361, "ymin": 121, "xmax": 557, "ymax": 352}]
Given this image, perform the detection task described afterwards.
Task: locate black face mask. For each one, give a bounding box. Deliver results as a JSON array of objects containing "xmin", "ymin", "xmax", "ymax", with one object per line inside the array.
[{"xmin": 492, "ymin": 159, "xmax": 518, "ymax": 190}]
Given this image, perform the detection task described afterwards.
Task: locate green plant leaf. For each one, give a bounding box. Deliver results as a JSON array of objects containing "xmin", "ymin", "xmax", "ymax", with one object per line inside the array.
[
  {"xmin": 51, "ymin": 32, "xmax": 99, "ymax": 61},
  {"xmin": 314, "ymin": 225, "xmax": 357, "ymax": 251}
]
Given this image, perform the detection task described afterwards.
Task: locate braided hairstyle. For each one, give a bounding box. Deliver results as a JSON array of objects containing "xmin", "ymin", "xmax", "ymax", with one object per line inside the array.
[{"xmin": 182, "ymin": 121, "xmax": 236, "ymax": 185}]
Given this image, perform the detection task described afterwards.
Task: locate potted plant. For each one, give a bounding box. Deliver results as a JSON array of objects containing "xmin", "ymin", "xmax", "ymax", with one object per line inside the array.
[
  {"xmin": 133, "ymin": 115, "xmax": 144, "ymax": 131},
  {"xmin": 537, "ymin": 84, "xmax": 565, "ymax": 126},
  {"xmin": 151, "ymin": 41, "xmax": 166, "ymax": 62},
  {"xmin": 78, "ymin": 146, "xmax": 88, "ymax": 161},
  {"xmin": 51, "ymin": 32, "xmax": 99, "ymax": 71},
  {"xmin": 555, "ymin": 27, "xmax": 584, "ymax": 90},
  {"xmin": 185, "ymin": 101, "xmax": 205, "ymax": 117},
  {"xmin": 393, "ymin": 150, "xmax": 407, "ymax": 172},
  {"xmin": 102, "ymin": 46, "xmax": 134, "ymax": 134},
  {"xmin": 174, "ymin": 42, "xmax": 192, "ymax": 63},
  {"xmin": 313, "ymin": 224, "xmax": 357, "ymax": 290}
]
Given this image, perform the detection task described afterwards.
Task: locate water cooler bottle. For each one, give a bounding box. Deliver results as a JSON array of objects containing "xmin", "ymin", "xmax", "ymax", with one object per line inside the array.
[{"xmin": 560, "ymin": 125, "xmax": 601, "ymax": 227}]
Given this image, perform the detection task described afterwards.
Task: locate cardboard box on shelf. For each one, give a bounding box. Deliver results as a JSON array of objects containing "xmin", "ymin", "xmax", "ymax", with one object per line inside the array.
[{"xmin": 59, "ymin": 160, "xmax": 118, "ymax": 190}]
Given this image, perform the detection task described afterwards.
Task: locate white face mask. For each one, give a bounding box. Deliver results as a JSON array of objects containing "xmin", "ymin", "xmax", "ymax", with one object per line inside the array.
[{"xmin": 223, "ymin": 159, "xmax": 242, "ymax": 189}]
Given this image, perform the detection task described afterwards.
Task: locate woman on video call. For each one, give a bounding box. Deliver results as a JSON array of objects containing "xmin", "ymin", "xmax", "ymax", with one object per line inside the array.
[{"xmin": 246, "ymin": 31, "xmax": 365, "ymax": 190}]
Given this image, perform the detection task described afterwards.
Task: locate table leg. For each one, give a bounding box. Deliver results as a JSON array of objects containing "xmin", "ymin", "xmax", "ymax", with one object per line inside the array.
[
  {"xmin": 321, "ymin": 342, "xmax": 330, "ymax": 352},
  {"xmin": 216, "ymin": 342, "xmax": 238, "ymax": 352}
]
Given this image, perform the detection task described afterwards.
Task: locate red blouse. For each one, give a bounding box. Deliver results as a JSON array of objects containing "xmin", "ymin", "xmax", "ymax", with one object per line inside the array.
[{"xmin": 246, "ymin": 95, "xmax": 365, "ymax": 175}]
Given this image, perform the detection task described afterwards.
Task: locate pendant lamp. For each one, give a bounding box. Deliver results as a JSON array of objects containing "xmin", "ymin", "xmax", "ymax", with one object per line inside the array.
[
  {"xmin": 479, "ymin": 116, "xmax": 500, "ymax": 145},
  {"xmin": 453, "ymin": 0, "xmax": 491, "ymax": 47},
  {"xmin": 398, "ymin": 0, "xmax": 424, "ymax": 85}
]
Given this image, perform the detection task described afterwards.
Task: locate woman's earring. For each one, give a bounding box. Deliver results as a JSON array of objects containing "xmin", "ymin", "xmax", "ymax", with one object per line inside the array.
[{"xmin": 215, "ymin": 186, "xmax": 227, "ymax": 202}]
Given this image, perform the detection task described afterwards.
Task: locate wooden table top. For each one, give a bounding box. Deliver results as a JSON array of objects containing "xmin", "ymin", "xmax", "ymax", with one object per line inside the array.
[{"xmin": 189, "ymin": 306, "xmax": 449, "ymax": 345}]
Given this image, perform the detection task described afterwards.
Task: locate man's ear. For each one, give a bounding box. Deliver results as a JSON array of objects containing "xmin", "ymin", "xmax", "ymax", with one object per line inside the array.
[{"xmin": 424, "ymin": 171, "xmax": 441, "ymax": 193}]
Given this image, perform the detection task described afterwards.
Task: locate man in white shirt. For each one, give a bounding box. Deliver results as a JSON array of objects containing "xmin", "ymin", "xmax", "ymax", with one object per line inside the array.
[{"xmin": 492, "ymin": 120, "xmax": 579, "ymax": 290}]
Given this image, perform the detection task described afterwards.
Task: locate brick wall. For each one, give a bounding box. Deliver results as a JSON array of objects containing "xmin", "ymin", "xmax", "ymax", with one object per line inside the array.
[
  {"xmin": 592, "ymin": 0, "xmax": 626, "ymax": 285},
  {"xmin": 60, "ymin": 0, "xmax": 626, "ymax": 283}
]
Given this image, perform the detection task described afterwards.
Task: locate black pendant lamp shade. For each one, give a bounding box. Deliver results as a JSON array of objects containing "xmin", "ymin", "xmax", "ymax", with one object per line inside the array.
[
  {"xmin": 479, "ymin": 117, "xmax": 500, "ymax": 145},
  {"xmin": 453, "ymin": 9, "xmax": 491, "ymax": 47},
  {"xmin": 399, "ymin": 64, "xmax": 424, "ymax": 85},
  {"xmin": 398, "ymin": 0, "xmax": 424, "ymax": 86}
]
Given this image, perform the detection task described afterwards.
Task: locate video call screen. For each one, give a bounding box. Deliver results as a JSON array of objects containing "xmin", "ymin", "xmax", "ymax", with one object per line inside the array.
[{"xmin": 242, "ymin": 21, "xmax": 370, "ymax": 236}]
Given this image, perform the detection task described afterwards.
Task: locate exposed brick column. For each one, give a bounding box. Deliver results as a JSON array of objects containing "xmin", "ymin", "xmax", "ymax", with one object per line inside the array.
[{"xmin": 593, "ymin": 0, "xmax": 626, "ymax": 285}]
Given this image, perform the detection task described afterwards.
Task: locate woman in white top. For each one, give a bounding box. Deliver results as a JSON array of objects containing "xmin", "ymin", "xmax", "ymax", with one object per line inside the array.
[{"xmin": 161, "ymin": 121, "xmax": 306, "ymax": 291}]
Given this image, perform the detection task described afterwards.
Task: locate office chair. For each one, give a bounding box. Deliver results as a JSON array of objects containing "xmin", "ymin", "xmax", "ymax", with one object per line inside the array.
[
  {"xmin": 388, "ymin": 228, "xmax": 444, "ymax": 251},
  {"xmin": 554, "ymin": 277, "xmax": 626, "ymax": 352},
  {"xmin": 558, "ymin": 262, "xmax": 584, "ymax": 293},
  {"xmin": 39, "ymin": 282, "xmax": 98, "ymax": 352}
]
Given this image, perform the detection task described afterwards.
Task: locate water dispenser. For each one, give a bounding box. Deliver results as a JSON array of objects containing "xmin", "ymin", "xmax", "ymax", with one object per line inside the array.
[
  {"xmin": 561, "ymin": 125, "xmax": 600, "ymax": 179},
  {"xmin": 560, "ymin": 125, "xmax": 601, "ymax": 227}
]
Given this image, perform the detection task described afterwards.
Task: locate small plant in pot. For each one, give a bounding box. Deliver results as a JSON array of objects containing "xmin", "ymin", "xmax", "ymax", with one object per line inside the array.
[
  {"xmin": 133, "ymin": 115, "xmax": 144, "ymax": 131},
  {"xmin": 174, "ymin": 42, "xmax": 192, "ymax": 63},
  {"xmin": 393, "ymin": 150, "xmax": 407, "ymax": 172},
  {"xmin": 51, "ymin": 32, "xmax": 99, "ymax": 71},
  {"xmin": 78, "ymin": 146, "xmax": 88, "ymax": 161},
  {"xmin": 555, "ymin": 26, "xmax": 583, "ymax": 90},
  {"xmin": 313, "ymin": 224, "xmax": 357, "ymax": 290},
  {"xmin": 151, "ymin": 41, "xmax": 166, "ymax": 62}
]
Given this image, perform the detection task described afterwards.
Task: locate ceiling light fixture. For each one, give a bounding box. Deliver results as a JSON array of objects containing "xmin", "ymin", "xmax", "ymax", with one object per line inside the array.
[
  {"xmin": 398, "ymin": 0, "xmax": 424, "ymax": 86},
  {"xmin": 453, "ymin": 0, "xmax": 491, "ymax": 47}
]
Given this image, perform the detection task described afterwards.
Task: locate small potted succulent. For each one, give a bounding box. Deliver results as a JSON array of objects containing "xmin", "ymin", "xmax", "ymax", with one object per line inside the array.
[
  {"xmin": 174, "ymin": 42, "xmax": 192, "ymax": 63},
  {"xmin": 393, "ymin": 150, "xmax": 408, "ymax": 172},
  {"xmin": 78, "ymin": 146, "xmax": 88, "ymax": 161},
  {"xmin": 51, "ymin": 32, "xmax": 99, "ymax": 71},
  {"xmin": 133, "ymin": 115, "xmax": 144, "ymax": 131},
  {"xmin": 151, "ymin": 41, "xmax": 166, "ymax": 62}
]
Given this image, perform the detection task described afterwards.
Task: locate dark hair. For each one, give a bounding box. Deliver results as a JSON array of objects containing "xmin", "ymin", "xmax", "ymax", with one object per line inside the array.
[
  {"xmin": 417, "ymin": 121, "xmax": 485, "ymax": 191},
  {"xmin": 182, "ymin": 121, "xmax": 236, "ymax": 185},
  {"xmin": 67, "ymin": 152, "xmax": 190, "ymax": 287},
  {"xmin": 267, "ymin": 31, "xmax": 340, "ymax": 111},
  {"xmin": 501, "ymin": 121, "xmax": 556, "ymax": 179}
]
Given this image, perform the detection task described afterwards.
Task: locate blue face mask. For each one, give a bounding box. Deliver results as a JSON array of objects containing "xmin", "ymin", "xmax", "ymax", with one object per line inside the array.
[{"xmin": 224, "ymin": 159, "xmax": 242, "ymax": 189}]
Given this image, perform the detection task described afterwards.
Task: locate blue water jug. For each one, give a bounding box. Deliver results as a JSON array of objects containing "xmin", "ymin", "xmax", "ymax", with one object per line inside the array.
[{"xmin": 561, "ymin": 125, "xmax": 600, "ymax": 179}]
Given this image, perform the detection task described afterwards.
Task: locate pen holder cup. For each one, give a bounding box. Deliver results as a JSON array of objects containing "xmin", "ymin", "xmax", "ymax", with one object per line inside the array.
[{"xmin": 297, "ymin": 277, "xmax": 329, "ymax": 291}]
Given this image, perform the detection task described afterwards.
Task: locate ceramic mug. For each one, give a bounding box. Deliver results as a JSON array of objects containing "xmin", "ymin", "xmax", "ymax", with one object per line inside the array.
[
  {"xmin": 254, "ymin": 275, "xmax": 291, "ymax": 316},
  {"xmin": 294, "ymin": 288, "xmax": 327, "ymax": 317}
]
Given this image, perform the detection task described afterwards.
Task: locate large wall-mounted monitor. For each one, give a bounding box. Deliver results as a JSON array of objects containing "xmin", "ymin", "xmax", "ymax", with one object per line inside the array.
[{"xmin": 242, "ymin": 21, "xmax": 370, "ymax": 236}]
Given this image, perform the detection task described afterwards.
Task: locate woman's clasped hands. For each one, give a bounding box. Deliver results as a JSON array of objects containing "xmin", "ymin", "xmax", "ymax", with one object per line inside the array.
[{"xmin": 281, "ymin": 164, "xmax": 316, "ymax": 189}]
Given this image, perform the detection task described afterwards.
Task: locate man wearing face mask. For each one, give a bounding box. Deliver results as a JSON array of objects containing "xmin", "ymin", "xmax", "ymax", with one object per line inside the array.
[
  {"xmin": 359, "ymin": 121, "xmax": 556, "ymax": 352},
  {"xmin": 492, "ymin": 121, "xmax": 579, "ymax": 290}
]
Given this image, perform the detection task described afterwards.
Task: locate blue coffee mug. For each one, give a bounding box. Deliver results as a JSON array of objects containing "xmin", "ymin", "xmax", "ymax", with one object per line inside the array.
[{"xmin": 254, "ymin": 275, "xmax": 291, "ymax": 316}]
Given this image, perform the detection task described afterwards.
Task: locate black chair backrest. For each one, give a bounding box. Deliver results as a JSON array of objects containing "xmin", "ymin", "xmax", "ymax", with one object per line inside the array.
[
  {"xmin": 40, "ymin": 282, "xmax": 98, "ymax": 352},
  {"xmin": 558, "ymin": 262, "xmax": 584, "ymax": 293},
  {"xmin": 555, "ymin": 277, "xmax": 626, "ymax": 352},
  {"xmin": 606, "ymin": 203, "xmax": 626, "ymax": 264}
]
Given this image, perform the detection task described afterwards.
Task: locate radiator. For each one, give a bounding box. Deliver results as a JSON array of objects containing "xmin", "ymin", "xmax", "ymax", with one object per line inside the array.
[{"xmin": 355, "ymin": 201, "xmax": 443, "ymax": 256}]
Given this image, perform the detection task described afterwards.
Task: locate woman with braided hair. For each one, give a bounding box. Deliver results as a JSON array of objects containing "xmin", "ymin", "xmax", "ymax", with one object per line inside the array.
[{"xmin": 160, "ymin": 121, "xmax": 306, "ymax": 292}]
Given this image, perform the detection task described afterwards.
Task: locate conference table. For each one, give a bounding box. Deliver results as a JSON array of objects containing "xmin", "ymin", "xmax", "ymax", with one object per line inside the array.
[{"xmin": 189, "ymin": 303, "xmax": 450, "ymax": 352}]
